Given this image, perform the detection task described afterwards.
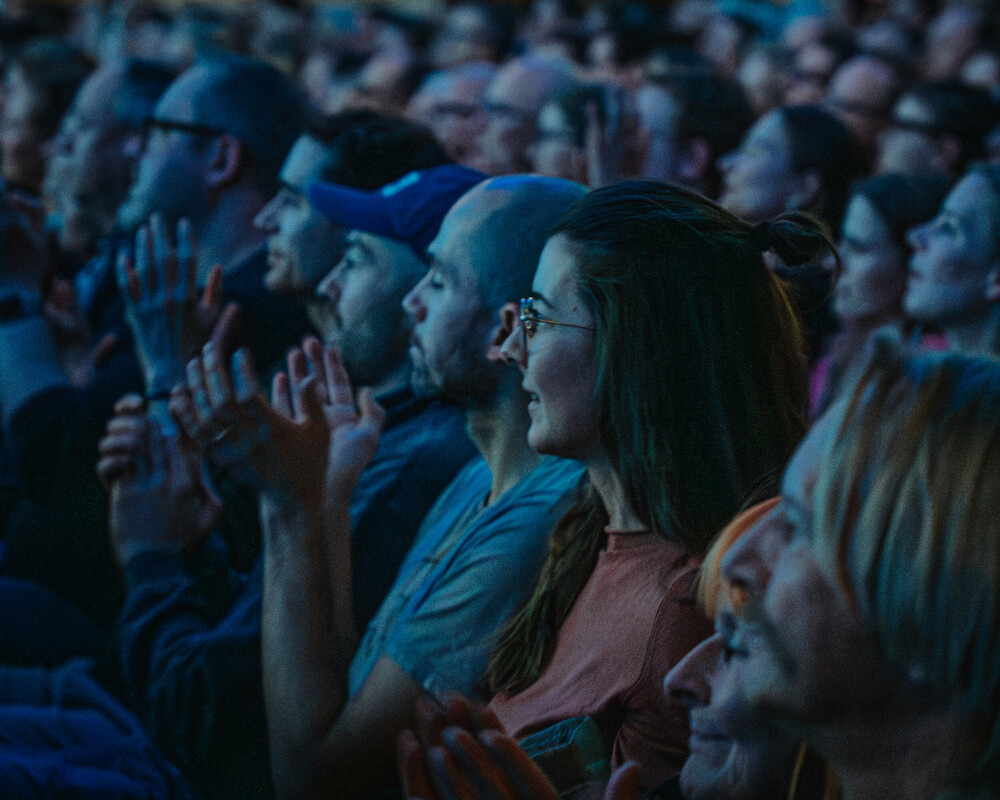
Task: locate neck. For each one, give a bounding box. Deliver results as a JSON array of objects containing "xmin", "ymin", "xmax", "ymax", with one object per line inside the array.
[
  {"xmin": 816, "ymin": 700, "xmax": 976, "ymax": 800},
  {"xmin": 587, "ymin": 458, "xmax": 644, "ymax": 531},
  {"xmin": 466, "ymin": 375, "xmax": 543, "ymax": 505},
  {"xmin": 196, "ymin": 186, "xmax": 267, "ymax": 279},
  {"xmin": 944, "ymin": 306, "xmax": 1000, "ymax": 358},
  {"xmin": 369, "ymin": 361, "xmax": 411, "ymax": 399}
]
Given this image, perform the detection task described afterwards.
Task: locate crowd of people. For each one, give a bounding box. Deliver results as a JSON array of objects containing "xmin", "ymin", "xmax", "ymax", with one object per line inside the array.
[{"xmin": 0, "ymin": 0, "xmax": 999, "ymax": 798}]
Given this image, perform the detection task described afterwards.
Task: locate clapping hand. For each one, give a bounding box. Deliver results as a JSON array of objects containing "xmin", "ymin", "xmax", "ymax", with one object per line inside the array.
[
  {"xmin": 398, "ymin": 694, "xmax": 641, "ymax": 800},
  {"xmin": 173, "ymin": 336, "xmax": 384, "ymax": 510},
  {"xmin": 118, "ymin": 214, "xmax": 223, "ymax": 396},
  {"xmin": 97, "ymin": 394, "xmax": 221, "ymax": 567}
]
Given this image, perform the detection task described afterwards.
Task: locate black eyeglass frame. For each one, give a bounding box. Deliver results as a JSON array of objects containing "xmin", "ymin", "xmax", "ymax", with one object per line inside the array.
[{"xmin": 141, "ymin": 116, "xmax": 227, "ymax": 143}]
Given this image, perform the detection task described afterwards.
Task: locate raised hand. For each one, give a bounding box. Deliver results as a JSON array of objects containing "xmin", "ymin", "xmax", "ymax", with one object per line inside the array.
[
  {"xmin": 584, "ymin": 84, "xmax": 629, "ymax": 189},
  {"xmin": 98, "ymin": 393, "xmax": 221, "ymax": 567},
  {"xmin": 179, "ymin": 336, "xmax": 384, "ymax": 510},
  {"xmin": 118, "ymin": 214, "xmax": 223, "ymax": 396},
  {"xmin": 43, "ymin": 277, "xmax": 118, "ymax": 385}
]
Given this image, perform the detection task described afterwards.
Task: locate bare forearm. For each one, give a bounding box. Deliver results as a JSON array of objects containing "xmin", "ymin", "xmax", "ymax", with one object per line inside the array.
[{"xmin": 260, "ymin": 488, "xmax": 358, "ymax": 800}]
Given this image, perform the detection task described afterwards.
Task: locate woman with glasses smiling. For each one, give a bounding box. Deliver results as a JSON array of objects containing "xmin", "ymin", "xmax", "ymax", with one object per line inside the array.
[{"xmin": 453, "ymin": 181, "xmax": 835, "ymax": 793}]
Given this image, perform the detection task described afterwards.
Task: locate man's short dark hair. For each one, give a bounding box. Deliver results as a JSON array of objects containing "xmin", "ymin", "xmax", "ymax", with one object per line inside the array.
[
  {"xmin": 189, "ymin": 54, "xmax": 306, "ymax": 196},
  {"xmin": 306, "ymin": 109, "xmax": 450, "ymax": 189},
  {"xmin": 113, "ymin": 59, "xmax": 177, "ymax": 127}
]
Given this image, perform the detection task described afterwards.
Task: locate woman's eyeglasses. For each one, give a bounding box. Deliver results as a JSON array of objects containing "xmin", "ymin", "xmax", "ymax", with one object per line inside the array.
[{"xmin": 520, "ymin": 297, "xmax": 596, "ymax": 351}]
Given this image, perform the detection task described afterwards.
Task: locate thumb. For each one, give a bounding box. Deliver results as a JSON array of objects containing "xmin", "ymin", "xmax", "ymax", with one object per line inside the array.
[
  {"xmin": 604, "ymin": 762, "xmax": 641, "ymax": 800},
  {"xmin": 356, "ymin": 386, "xmax": 386, "ymax": 434}
]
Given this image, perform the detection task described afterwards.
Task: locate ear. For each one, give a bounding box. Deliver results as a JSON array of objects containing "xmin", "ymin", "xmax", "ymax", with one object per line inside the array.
[
  {"xmin": 788, "ymin": 168, "xmax": 821, "ymax": 212},
  {"xmin": 204, "ymin": 134, "xmax": 244, "ymax": 191},
  {"xmin": 985, "ymin": 261, "xmax": 1000, "ymax": 304},
  {"xmin": 677, "ymin": 137, "xmax": 711, "ymax": 182},
  {"xmin": 487, "ymin": 301, "xmax": 519, "ymax": 363}
]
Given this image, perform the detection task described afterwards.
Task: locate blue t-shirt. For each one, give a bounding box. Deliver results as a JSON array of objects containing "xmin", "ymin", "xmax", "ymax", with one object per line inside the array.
[{"xmin": 349, "ymin": 455, "xmax": 585, "ymax": 698}]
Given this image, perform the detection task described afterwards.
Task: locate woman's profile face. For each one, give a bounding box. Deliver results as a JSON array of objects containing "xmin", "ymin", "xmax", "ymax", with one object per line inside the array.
[
  {"xmin": 717, "ymin": 110, "xmax": 799, "ymax": 223},
  {"xmin": 904, "ymin": 173, "xmax": 1000, "ymax": 328},
  {"xmin": 504, "ymin": 233, "xmax": 600, "ymax": 462},
  {"xmin": 835, "ymin": 195, "xmax": 905, "ymax": 325},
  {"xmin": 666, "ymin": 613, "xmax": 796, "ymax": 800}
]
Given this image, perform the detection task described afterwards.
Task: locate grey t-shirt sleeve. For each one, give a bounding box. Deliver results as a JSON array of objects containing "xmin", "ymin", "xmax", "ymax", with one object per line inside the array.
[{"xmin": 382, "ymin": 458, "xmax": 585, "ymax": 697}]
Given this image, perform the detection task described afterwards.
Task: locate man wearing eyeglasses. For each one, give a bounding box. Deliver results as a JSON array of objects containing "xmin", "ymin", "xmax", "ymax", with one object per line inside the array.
[
  {"xmin": 406, "ymin": 62, "xmax": 496, "ymax": 168},
  {"xmin": 467, "ymin": 54, "xmax": 578, "ymax": 176},
  {"xmin": 875, "ymin": 82, "xmax": 1000, "ymax": 177},
  {"xmin": 0, "ymin": 55, "xmax": 309, "ymax": 626},
  {"xmin": 822, "ymin": 53, "xmax": 901, "ymax": 155}
]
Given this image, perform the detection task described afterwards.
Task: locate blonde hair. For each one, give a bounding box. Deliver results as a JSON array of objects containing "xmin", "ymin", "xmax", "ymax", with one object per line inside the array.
[
  {"xmin": 813, "ymin": 335, "xmax": 1000, "ymax": 796},
  {"xmin": 697, "ymin": 497, "xmax": 780, "ymax": 618}
]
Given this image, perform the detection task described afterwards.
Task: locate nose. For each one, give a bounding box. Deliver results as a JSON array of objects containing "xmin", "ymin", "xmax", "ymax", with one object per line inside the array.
[
  {"xmin": 403, "ymin": 272, "xmax": 430, "ymax": 322},
  {"xmin": 317, "ymin": 262, "xmax": 344, "ymax": 304},
  {"xmin": 254, "ymin": 195, "xmax": 281, "ymax": 233},
  {"xmin": 664, "ymin": 634, "xmax": 721, "ymax": 708},
  {"xmin": 499, "ymin": 322, "xmax": 526, "ymax": 367}
]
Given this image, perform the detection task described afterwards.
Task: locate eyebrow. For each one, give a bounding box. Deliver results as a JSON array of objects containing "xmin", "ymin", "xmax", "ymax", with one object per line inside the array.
[
  {"xmin": 429, "ymin": 254, "xmax": 458, "ymax": 280},
  {"xmin": 346, "ymin": 235, "xmax": 374, "ymax": 261},
  {"xmin": 529, "ymin": 291, "xmax": 554, "ymax": 309}
]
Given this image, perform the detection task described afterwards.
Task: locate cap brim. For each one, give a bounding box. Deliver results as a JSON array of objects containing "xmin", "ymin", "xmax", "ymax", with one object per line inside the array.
[{"xmin": 308, "ymin": 181, "xmax": 397, "ymax": 239}]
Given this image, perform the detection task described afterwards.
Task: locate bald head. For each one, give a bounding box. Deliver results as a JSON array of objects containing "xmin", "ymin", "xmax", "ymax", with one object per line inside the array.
[{"xmin": 433, "ymin": 174, "xmax": 587, "ymax": 309}]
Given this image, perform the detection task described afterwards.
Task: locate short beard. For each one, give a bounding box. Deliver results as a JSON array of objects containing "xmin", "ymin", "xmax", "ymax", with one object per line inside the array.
[
  {"xmin": 339, "ymin": 306, "xmax": 410, "ymax": 390},
  {"xmin": 409, "ymin": 318, "xmax": 503, "ymax": 410}
]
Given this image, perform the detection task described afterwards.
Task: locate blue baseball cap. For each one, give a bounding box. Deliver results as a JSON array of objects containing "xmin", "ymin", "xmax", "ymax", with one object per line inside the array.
[{"xmin": 308, "ymin": 164, "xmax": 487, "ymax": 255}]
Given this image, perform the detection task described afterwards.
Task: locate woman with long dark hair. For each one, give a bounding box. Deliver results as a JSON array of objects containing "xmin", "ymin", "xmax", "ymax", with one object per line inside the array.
[{"xmin": 481, "ymin": 181, "xmax": 831, "ymax": 791}]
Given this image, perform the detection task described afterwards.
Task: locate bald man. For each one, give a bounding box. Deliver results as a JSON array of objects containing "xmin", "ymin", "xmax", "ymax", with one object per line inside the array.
[{"xmin": 251, "ymin": 175, "xmax": 589, "ymax": 799}]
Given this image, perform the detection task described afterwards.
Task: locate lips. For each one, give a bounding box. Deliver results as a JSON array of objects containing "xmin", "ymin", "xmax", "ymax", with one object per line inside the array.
[{"xmin": 688, "ymin": 724, "xmax": 730, "ymax": 751}]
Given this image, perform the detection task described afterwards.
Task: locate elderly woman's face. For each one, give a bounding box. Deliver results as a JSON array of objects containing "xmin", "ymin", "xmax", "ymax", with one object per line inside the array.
[
  {"xmin": 717, "ymin": 111, "xmax": 798, "ymax": 223},
  {"xmin": 665, "ymin": 597, "xmax": 795, "ymax": 800},
  {"xmin": 719, "ymin": 407, "xmax": 896, "ymax": 740}
]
